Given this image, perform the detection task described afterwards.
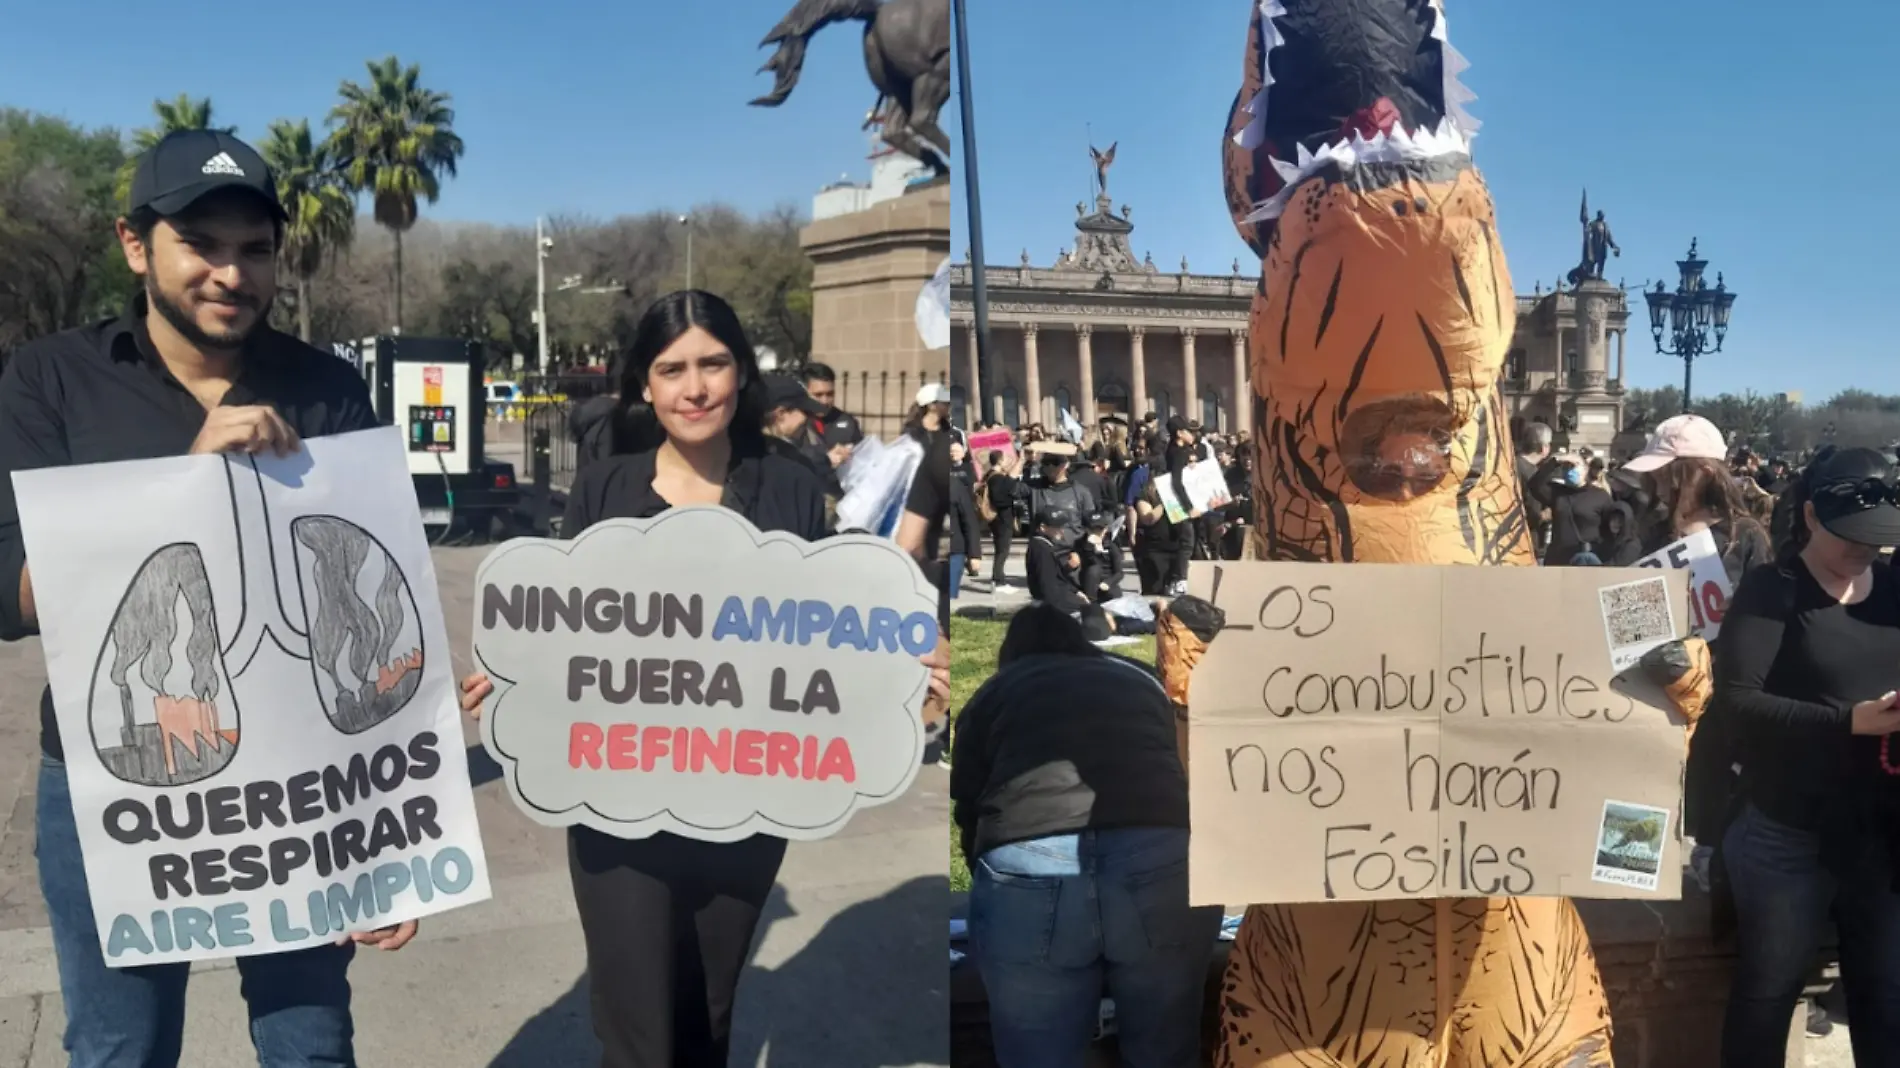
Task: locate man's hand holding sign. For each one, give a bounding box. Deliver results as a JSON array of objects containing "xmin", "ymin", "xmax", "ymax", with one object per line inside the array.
[
  {"xmin": 1185, "ymin": 561, "xmax": 1694, "ymax": 907},
  {"xmin": 469, "ymin": 505, "xmax": 939, "ymax": 841}
]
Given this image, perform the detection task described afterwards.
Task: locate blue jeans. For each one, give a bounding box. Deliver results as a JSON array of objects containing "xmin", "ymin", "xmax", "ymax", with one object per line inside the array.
[
  {"xmin": 968, "ymin": 827, "xmax": 1220, "ymax": 1068},
  {"xmin": 1721, "ymin": 802, "xmax": 1900, "ymax": 1067},
  {"xmin": 949, "ymin": 553, "xmax": 966, "ymax": 599},
  {"xmin": 35, "ymin": 758, "xmax": 358, "ymax": 1067}
]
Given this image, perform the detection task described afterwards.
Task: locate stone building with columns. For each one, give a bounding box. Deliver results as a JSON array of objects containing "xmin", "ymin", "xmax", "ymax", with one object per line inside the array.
[{"xmin": 951, "ymin": 175, "xmax": 1631, "ymax": 451}]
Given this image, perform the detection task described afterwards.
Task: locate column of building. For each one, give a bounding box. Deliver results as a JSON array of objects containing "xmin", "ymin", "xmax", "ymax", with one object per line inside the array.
[
  {"xmin": 1231, "ymin": 329, "xmax": 1250, "ymax": 434},
  {"xmin": 964, "ymin": 324, "xmax": 983, "ymax": 423},
  {"xmin": 1077, "ymin": 324, "xmax": 1097, "ymax": 426},
  {"xmin": 1181, "ymin": 327, "xmax": 1198, "ymax": 427},
  {"xmin": 1130, "ymin": 326, "xmax": 1148, "ymax": 418},
  {"xmin": 1021, "ymin": 323, "xmax": 1042, "ymax": 427}
]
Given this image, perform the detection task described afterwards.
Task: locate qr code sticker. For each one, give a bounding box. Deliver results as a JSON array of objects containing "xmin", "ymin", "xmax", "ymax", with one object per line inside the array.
[{"xmin": 1601, "ymin": 577, "xmax": 1671, "ymax": 646}]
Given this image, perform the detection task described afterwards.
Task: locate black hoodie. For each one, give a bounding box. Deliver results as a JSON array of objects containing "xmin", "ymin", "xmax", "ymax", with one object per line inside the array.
[{"xmin": 1596, "ymin": 501, "xmax": 1644, "ymax": 566}]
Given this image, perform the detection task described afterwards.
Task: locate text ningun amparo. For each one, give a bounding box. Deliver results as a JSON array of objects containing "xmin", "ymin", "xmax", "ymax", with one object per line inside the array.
[{"xmin": 482, "ymin": 584, "xmax": 939, "ymax": 784}]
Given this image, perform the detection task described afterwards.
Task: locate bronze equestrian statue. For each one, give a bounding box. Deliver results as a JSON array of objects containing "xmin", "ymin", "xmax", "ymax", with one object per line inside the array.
[{"xmin": 750, "ymin": 0, "xmax": 951, "ymax": 176}]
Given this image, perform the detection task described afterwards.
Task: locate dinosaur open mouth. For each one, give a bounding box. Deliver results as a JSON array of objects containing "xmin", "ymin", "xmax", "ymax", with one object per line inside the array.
[
  {"xmin": 1233, "ymin": 0, "xmax": 1479, "ymax": 225},
  {"xmin": 1339, "ymin": 397, "xmax": 1457, "ymax": 501}
]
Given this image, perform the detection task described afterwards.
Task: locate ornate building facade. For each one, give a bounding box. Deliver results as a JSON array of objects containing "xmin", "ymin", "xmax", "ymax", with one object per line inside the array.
[{"xmin": 948, "ymin": 163, "xmax": 1633, "ymax": 451}]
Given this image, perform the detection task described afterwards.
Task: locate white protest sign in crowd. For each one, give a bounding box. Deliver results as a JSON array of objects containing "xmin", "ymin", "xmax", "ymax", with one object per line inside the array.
[
  {"xmin": 1635, "ymin": 528, "xmax": 1733, "ymax": 642},
  {"xmin": 473, "ymin": 506, "xmax": 936, "ymax": 841},
  {"xmin": 13, "ymin": 428, "xmax": 491, "ymax": 966}
]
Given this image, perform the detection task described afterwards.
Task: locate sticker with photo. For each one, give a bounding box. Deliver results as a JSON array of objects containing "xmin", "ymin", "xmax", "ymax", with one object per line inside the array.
[
  {"xmin": 1593, "ymin": 799, "xmax": 1670, "ymax": 891},
  {"xmin": 1599, "ymin": 574, "xmax": 1676, "ymax": 672}
]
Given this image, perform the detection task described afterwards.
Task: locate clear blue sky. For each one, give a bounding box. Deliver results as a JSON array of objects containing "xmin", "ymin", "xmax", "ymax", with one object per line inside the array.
[
  {"xmin": 951, "ymin": 0, "xmax": 1897, "ymax": 402},
  {"xmin": 0, "ymin": 0, "xmax": 882, "ymax": 222}
]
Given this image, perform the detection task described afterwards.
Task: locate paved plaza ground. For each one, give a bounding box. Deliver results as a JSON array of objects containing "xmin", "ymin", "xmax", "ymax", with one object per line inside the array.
[{"xmin": 0, "ymin": 544, "xmax": 948, "ymax": 1067}]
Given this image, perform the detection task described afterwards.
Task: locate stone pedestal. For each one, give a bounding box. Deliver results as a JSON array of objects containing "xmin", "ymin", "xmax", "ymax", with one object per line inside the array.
[
  {"xmin": 800, "ymin": 181, "xmax": 951, "ymax": 436},
  {"xmin": 1566, "ymin": 278, "xmax": 1624, "ymax": 452}
]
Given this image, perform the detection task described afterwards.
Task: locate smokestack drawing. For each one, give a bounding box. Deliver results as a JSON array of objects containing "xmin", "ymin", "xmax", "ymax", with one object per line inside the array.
[
  {"xmin": 292, "ymin": 516, "xmax": 424, "ymax": 734},
  {"xmin": 94, "ymin": 543, "xmax": 238, "ymax": 787}
]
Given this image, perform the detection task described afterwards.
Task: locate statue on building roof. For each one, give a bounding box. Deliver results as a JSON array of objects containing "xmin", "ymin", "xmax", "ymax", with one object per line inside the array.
[{"xmin": 1090, "ymin": 141, "xmax": 1117, "ymax": 198}]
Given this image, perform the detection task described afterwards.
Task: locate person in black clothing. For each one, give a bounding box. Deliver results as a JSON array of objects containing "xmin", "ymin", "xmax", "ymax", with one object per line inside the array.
[
  {"xmin": 1077, "ymin": 509, "xmax": 1125, "ymax": 603},
  {"xmin": 952, "ymin": 604, "xmax": 1220, "ymax": 1067},
  {"xmin": 797, "ymin": 361, "xmax": 862, "ymax": 483},
  {"xmin": 947, "ymin": 465, "xmax": 982, "ymax": 599},
  {"xmin": 458, "ymin": 291, "xmax": 949, "ymax": 1067},
  {"xmin": 981, "ymin": 450, "xmax": 1021, "ymax": 588},
  {"xmin": 760, "ymin": 372, "xmax": 832, "ymax": 481},
  {"xmin": 1714, "ymin": 447, "xmax": 1900, "ymax": 1068},
  {"xmin": 0, "ymin": 129, "xmax": 413, "ymax": 1066},
  {"xmin": 1594, "ymin": 500, "xmax": 1643, "ymax": 566},
  {"xmin": 1133, "ymin": 467, "xmax": 1190, "ymax": 596},
  {"xmin": 1545, "ymin": 457, "xmax": 1614, "ymax": 566},
  {"xmin": 1025, "ymin": 507, "xmax": 1089, "ymax": 611},
  {"xmin": 1030, "ymin": 451, "xmax": 1092, "ymax": 547}
]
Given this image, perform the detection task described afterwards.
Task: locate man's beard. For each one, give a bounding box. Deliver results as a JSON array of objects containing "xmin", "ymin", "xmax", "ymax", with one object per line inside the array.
[{"xmin": 146, "ymin": 274, "xmax": 269, "ymax": 351}]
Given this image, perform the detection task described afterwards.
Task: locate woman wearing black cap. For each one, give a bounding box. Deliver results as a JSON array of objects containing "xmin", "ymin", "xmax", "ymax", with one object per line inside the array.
[
  {"xmin": 1715, "ymin": 447, "xmax": 1900, "ymax": 1066},
  {"xmin": 454, "ymin": 291, "xmax": 948, "ymax": 1067}
]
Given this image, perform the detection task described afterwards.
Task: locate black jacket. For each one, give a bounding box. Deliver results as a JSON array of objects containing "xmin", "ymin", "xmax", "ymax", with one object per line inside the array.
[
  {"xmin": 948, "ymin": 474, "xmax": 982, "ymax": 558},
  {"xmin": 951, "ymin": 653, "xmax": 1188, "ymax": 861},
  {"xmin": 563, "ymin": 446, "xmax": 828, "ymax": 543}
]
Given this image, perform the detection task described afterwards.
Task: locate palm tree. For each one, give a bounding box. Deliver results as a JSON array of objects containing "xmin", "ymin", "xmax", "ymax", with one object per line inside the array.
[
  {"xmin": 326, "ymin": 56, "xmax": 464, "ymax": 332},
  {"xmin": 116, "ymin": 94, "xmax": 235, "ymax": 209},
  {"xmin": 259, "ymin": 119, "xmax": 356, "ymax": 342}
]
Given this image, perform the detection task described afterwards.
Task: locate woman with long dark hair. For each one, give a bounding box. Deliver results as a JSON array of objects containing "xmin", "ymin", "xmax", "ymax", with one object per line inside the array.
[
  {"xmin": 453, "ymin": 292, "xmax": 948, "ymax": 1067},
  {"xmin": 1714, "ymin": 447, "xmax": 1900, "ymax": 1066}
]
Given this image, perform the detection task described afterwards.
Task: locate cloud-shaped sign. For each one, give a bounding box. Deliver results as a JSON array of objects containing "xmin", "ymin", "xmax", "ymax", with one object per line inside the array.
[{"xmin": 473, "ymin": 506, "xmax": 937, "ymax": 842}]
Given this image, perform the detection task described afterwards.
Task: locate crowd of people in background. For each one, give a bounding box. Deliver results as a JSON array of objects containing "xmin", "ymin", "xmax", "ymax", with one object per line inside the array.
[{"xmin": 945, "ymin": 410, "xmax": 1256, "ymax": 642}]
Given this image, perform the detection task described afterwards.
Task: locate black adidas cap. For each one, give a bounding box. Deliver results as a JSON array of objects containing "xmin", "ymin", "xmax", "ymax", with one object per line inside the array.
[{"xmin": 128, "ymin": 129, "xmax": 286, "ymax": 221}]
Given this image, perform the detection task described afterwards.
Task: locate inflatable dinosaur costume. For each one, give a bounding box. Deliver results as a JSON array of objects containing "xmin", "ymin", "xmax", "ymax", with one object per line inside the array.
[{"xmin": 1150, "ymin": 3, "xmax": 1711, "ymax": 1065}]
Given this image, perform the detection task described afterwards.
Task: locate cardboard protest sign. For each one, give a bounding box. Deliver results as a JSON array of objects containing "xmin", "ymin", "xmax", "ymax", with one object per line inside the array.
[
  {"xmin": 1185, "ymin": 560, "xmax": 1689, "ymax": 907},
  {"xmin": 473, "ymin": 506, "xmax": 937, "ymax": 841},
  {"xmin": 966, "ymin": 429, "xmax": 1017, "ymax": 470},
  {"xmin": 1635, "ymin": 529, "xmax": 1732, "ymax": 644},
  {"xmin": 13, "ymin": 428, "xmax": 491, "ymax": 966}
]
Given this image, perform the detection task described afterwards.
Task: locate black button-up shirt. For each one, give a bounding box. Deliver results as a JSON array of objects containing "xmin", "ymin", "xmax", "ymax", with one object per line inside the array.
[{"xmin": 0, "ymin": 295, "xmax": 379, "ymax": 759}]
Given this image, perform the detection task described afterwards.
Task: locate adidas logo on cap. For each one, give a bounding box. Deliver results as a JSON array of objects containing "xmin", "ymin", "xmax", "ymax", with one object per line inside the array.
[{"xmin": 201, "ymin": 152, "xmax": 245, "ymax": 177}]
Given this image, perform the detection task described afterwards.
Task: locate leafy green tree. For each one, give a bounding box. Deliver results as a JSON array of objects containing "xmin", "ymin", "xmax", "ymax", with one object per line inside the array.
[
  {"xmin": 327, "ymin": 56, "xmax": 465, "ymax": 332},
  {"xmin": 114, "ymin": 94, "xmax": 234, "ymax": 210},
  {"xmin": 259, "ymin": 119, "xmax": 355, "ymax": 342},
  {"xmin": 0, "ymin": 109, "xmax": 135, "ymax": 348}
]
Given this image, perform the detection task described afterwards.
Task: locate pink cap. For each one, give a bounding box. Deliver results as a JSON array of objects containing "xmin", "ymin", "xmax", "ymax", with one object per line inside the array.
[{"xmin": 1622, "ymin": 414, "xmax": 1727, "ymax": 473}]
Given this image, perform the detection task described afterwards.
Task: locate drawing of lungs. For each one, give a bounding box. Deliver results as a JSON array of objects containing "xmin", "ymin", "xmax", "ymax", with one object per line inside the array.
[
  {"xmin": 90, "ymin": 543, "xmax": 241, "ymax": 787},
  {"xmin": 288, "ymin": 516, "xmax": 425, "ymax": 734}
]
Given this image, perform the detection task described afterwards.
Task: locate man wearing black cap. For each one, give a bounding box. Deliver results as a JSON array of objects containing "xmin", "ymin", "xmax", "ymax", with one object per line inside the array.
[{"xmin": 0, "ymin": 129, "xmax": 409, "ymax": 1067}]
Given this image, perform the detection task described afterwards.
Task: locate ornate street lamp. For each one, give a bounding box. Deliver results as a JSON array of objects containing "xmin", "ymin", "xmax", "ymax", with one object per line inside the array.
[{"xmin": 1643, "ymin": 238, "xmax": 1736, "ymax": 412}]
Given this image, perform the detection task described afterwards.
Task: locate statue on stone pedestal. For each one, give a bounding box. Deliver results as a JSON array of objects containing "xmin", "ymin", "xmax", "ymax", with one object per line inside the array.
[
  {"xmin": 750, "ymin": 0, "xmax": 951, "ymax": 176},
  {"xmin": 1567, "ymin": 189, "xmax": 1619, "ymax": 285}
]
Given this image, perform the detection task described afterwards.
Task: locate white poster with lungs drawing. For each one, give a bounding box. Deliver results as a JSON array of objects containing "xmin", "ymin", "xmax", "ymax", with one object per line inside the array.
[{"xmin": 13, "ymin": 426, "xmax": 490, "ymax": 967}]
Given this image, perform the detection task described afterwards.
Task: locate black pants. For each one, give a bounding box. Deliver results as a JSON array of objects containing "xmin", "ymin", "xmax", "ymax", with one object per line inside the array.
[
  {"xmin": 989, "ymin": 516, "xmax": 1013, "ymax": 583},
  {"xmin": 569, "ymin": 829, "xmax": 788, "ymax": 1067},
  {"xmin": 1137, "ymin": 545, "xmax": 1191, "ymax": 595},
  {"xmin": 1721, "ymin": 804, "xmax": 1900, "ymax": 1067}
]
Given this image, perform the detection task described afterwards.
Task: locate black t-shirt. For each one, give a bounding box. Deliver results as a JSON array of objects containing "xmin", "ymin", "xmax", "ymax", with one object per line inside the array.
[
  {"xmin": 0, "ymin": 299, "xmax": 381, "ymax": 760},
  {"xmin": 950, "ymin": 652, "xmax": 1188, "ymax": 861},
  {"xmin": 563, "ymin": 446, "xmax": 827, "ymax": 543},
  {"xmin": 1715, "ymin": 558, "xmax": 1900, "ymax": 835},
  {"xmin": 905, "ymin": 425, "xmax": 951, "ymax": 561}
]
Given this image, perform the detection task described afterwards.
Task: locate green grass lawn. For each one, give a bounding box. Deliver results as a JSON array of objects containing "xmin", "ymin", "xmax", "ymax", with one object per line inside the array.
[{"xmin": 946, "ymin": 618, "xmax": 1158, "ymax": 892}]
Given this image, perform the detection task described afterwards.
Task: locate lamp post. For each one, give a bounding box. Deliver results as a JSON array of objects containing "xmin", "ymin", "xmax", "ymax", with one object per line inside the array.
[
  {"xmin": 953, "ymin": 0, "xmax": 996, "ymax": 425},
  {"xmin": 535, "ymin": 217, "xmax": 553, "ymax": 378},
  {"xmin": 1643, "ymin": 238, "xmax": 1736, "ymax": 413},
  {"xmin": 678, "ymin": 214, "xmax": 695, "ymax": 290}
]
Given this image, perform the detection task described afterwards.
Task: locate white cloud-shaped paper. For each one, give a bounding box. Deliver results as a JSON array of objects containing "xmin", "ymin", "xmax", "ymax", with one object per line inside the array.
[{"xmin": 474, "ymin": 507, "xmax": 936, "ymax": 842}]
